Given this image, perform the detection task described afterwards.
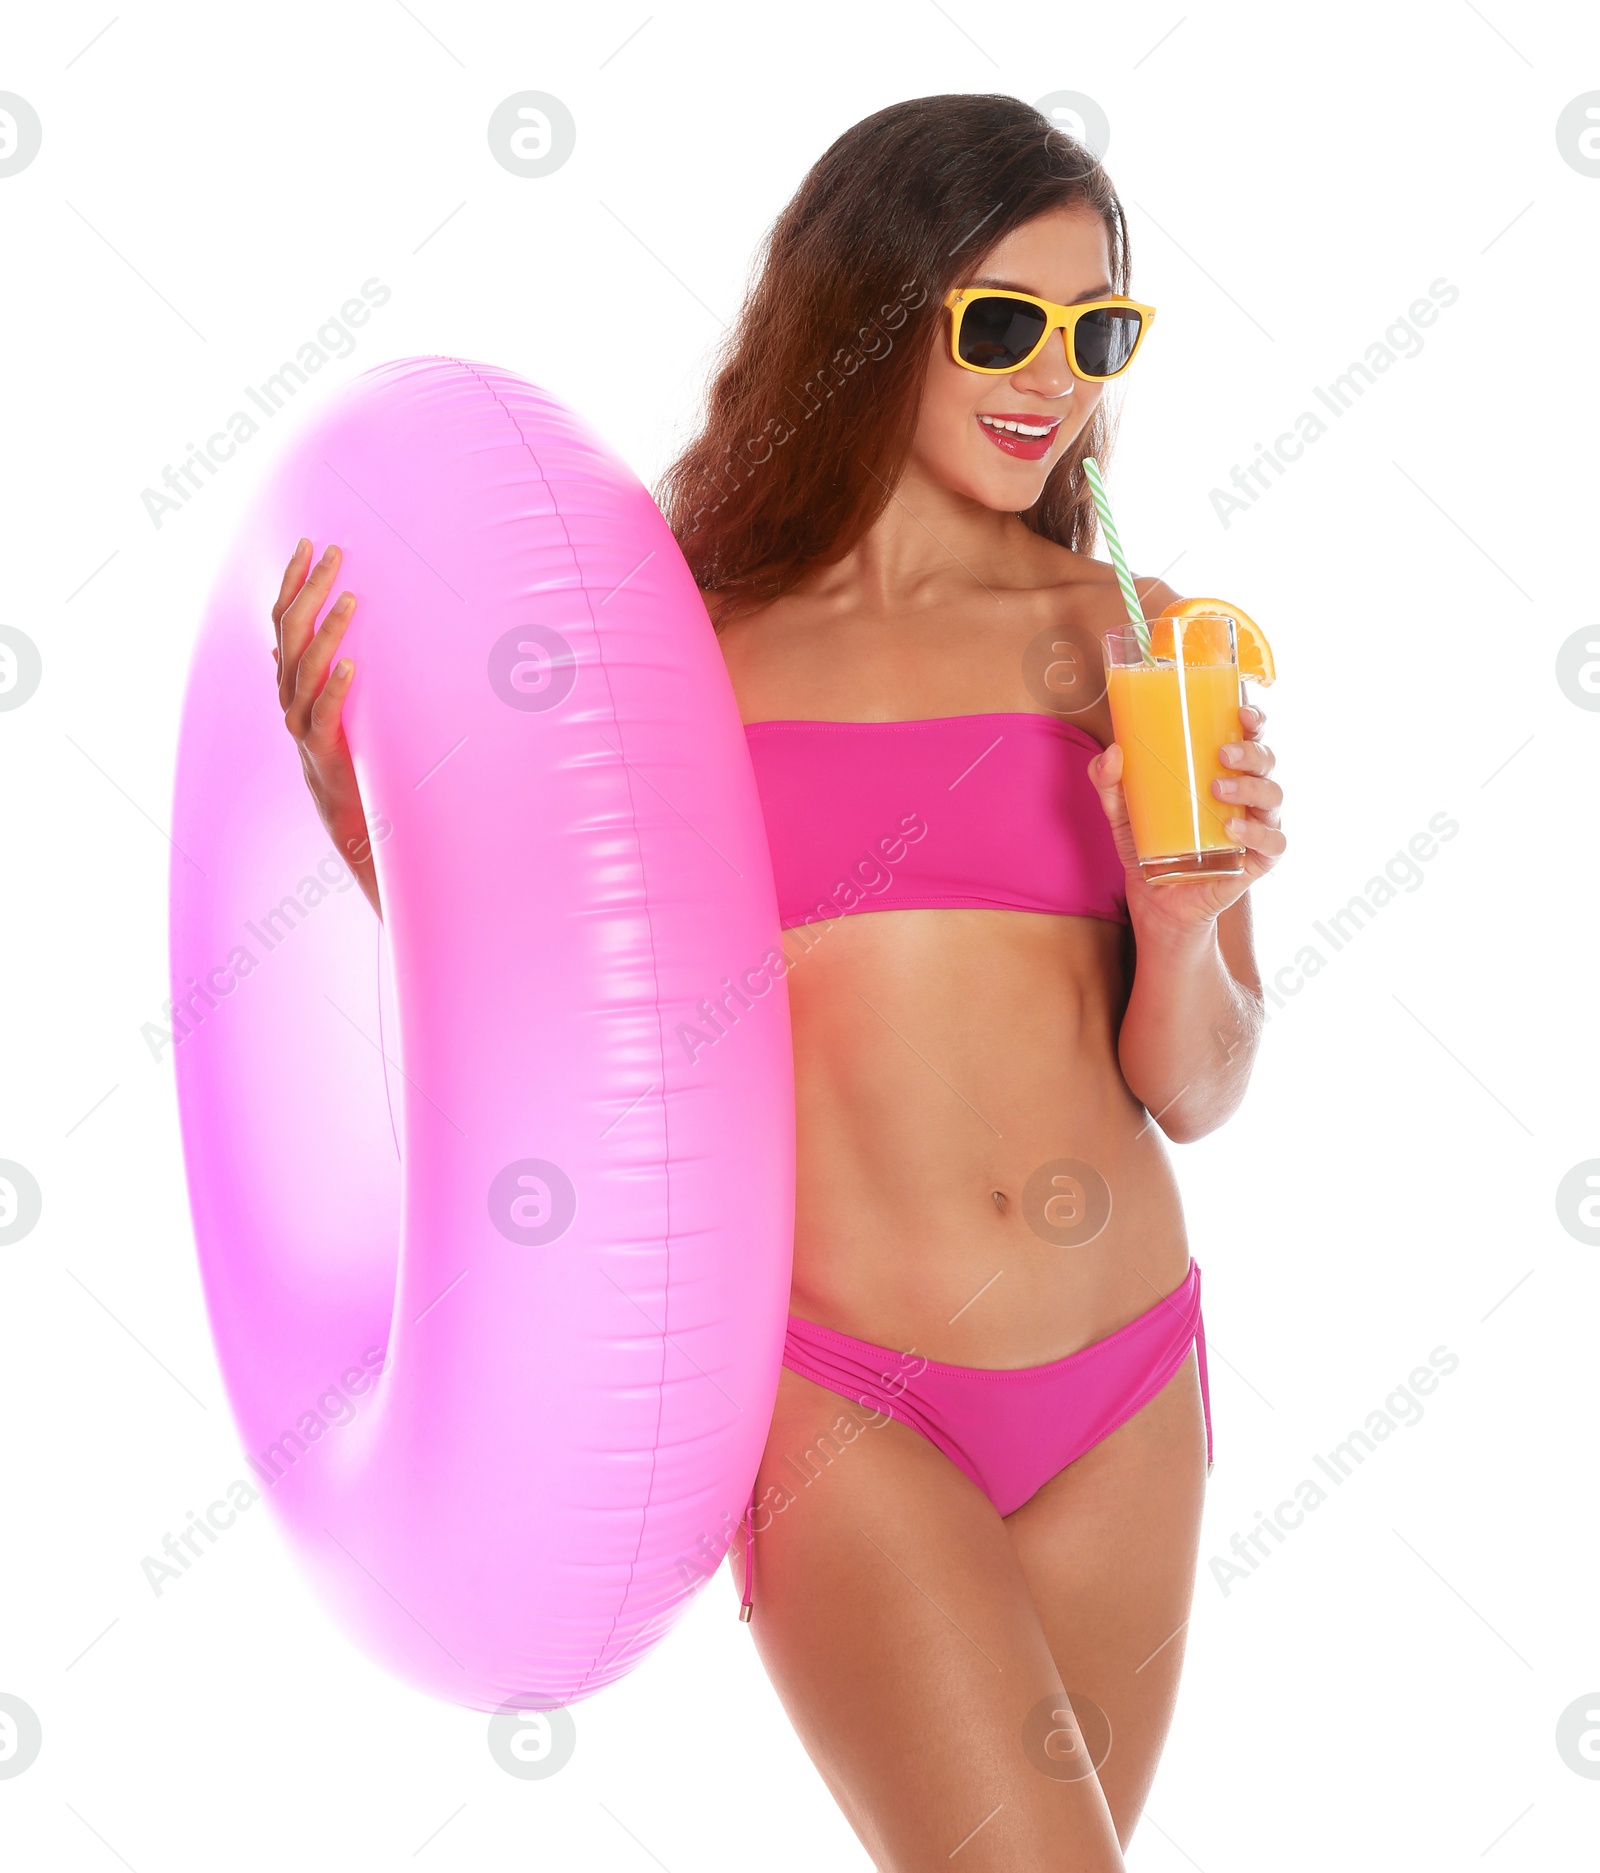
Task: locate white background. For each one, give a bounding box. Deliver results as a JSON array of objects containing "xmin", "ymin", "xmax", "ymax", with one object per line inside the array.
[{"xmin": 2, "ymin": 2, "xmax": 1597, "ymax": 1867}]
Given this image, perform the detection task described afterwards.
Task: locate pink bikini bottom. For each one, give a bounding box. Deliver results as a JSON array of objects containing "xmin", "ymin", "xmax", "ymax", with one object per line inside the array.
[{"xmin": 739, "ymin": 1260, "xmax": 1211, "ymax": 1618}]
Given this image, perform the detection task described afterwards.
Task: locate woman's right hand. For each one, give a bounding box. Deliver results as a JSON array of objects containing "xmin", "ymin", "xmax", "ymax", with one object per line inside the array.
[{"xmin": 272, "ymin": 539, "xmax": 383, "ymax": 920}]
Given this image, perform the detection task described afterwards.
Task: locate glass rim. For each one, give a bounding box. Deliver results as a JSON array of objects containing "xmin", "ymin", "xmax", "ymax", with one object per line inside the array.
[
  {"xmin": 1103, "ymin": 614, "xmax": 1239, "ymax": 668},
  {"xmin": 1103, "ymin": 613, "xmax": 1241, "ymax": 638}
]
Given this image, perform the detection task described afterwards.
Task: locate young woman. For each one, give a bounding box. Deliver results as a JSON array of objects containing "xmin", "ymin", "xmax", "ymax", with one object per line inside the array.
[{"xmin": 273, "ymin": 93, "xmax": 1284, "ymax": 1873}]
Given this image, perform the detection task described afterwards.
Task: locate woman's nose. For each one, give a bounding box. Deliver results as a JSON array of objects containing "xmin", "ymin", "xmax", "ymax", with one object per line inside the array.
[{"xmin": 1011, "ymin": 327, "xmax": 1079, "ymax": 397}]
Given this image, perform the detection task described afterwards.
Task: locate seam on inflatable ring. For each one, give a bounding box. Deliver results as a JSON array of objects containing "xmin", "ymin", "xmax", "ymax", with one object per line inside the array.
[{"xmin": 445, "ymin": 359, "xmax": 675, "ymax": 1697}]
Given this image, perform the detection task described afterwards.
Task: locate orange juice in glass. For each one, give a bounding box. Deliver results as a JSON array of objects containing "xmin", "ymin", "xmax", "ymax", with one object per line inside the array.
[{"xmin": 1104, "ymin": 612, "xmax": 1244, "ymax": 884}]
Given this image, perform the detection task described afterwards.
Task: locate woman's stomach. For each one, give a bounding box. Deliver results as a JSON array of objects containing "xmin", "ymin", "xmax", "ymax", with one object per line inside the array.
[{"xmin": 782, "ymin": 907, "xmax": 1191, "ymax": 1367}]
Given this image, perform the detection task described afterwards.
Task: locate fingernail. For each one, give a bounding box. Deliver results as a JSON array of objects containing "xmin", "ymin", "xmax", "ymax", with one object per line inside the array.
[
  {"xmin": 1214, "ymin": 777, "xmax": 1235, "ymax": 796},
  {"xmin": 1226, "ymin": 817, "xmax": 1246, "ymax": 834},
  {"xmin": 1219, "ymin": 743, "xmax": 1241, "ymax": 763},
  {"xmin": 335, "ymin": 659, "xmax": 352, "ymax": 678}
]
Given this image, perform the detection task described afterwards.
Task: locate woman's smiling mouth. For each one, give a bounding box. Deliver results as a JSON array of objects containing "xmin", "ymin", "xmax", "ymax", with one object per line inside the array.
[{"xmin": 976, "ymin": 411, "xmax": 1062, "ymax": 460}]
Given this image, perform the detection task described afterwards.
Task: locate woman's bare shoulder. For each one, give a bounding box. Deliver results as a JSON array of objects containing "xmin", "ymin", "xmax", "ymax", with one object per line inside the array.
[
  {"xmin": 702, "ymin": 588, "xmax": 810, "ymax": 720},
  {"xmin": 702, "ymin": 587, "xmax": 789, "ymax": 638},
  {"xmin": 701, "ymin": 588, "xmax": 734, "ymax": 630},
  {"xmin": 1042, "ymin": 551, "xmax": 1184, "ymax": 626}
]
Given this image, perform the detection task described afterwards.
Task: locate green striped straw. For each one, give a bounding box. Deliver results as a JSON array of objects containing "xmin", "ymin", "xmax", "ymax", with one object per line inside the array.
[{"xmin": 1081, "ymin": 457, "xmax": 1152, "ymax": 659}]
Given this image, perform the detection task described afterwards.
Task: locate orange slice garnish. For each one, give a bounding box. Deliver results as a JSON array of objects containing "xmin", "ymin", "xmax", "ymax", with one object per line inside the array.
[{"xmin": 1149, "ymin": 596, "xmax": 1275, "ymax": 685}]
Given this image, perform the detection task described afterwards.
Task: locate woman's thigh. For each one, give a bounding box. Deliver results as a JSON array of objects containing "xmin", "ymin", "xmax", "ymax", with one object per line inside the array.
[
  {"xmin": 734, "ymin": 1365, "xmax": 1128, "ymax": 1872},
  {"xmin": 1002, "ymin": 1348, "xmax": 1210, "ymax": 1848}
]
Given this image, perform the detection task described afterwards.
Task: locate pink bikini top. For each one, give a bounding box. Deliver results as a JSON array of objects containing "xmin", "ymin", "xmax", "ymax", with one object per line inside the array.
[{"xmin": 743, "ymin": 712, "xmax": 1128, "ymax": 932}]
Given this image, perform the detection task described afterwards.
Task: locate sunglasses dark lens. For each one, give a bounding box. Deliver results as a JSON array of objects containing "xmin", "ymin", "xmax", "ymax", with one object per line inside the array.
[
  {"xmin": 957, "ymin": 295, "xmax": 1048, "ymax": 369},
  {"xmin": 1073, "ymin": 307, "xmax": 1142, "ymax": 377}
]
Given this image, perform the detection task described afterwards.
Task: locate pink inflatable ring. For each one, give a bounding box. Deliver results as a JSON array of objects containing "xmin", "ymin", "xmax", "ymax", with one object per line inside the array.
[{"xmin": 169, "ymin": 357, "xmax": 795, "ymax": 1710}]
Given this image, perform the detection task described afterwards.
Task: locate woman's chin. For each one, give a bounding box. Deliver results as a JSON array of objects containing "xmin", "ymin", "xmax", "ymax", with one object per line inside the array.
[
  {"xmin": 965, "ymin": 463, "xmax": 1053, "ymax": 512},
  {"xmin": 910, "ymin": 436, "xmax": 1057, "ymax": 510}
]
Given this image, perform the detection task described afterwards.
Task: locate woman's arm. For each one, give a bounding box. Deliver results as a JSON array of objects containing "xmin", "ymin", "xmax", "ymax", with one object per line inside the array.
[
  {"xmin": 1090, "ymin": 699, "xmax": 1285, "ymax": 1143},
  {"xmin": 1116, "ymin": 889, "xmax": 1264, "ymax": 1143}
]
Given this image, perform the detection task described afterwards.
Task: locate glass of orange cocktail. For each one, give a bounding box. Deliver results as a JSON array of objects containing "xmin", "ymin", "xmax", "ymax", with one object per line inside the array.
[{"xmin": 1104, "ymin": 611, "xmax": 1246, "ymax": 885}]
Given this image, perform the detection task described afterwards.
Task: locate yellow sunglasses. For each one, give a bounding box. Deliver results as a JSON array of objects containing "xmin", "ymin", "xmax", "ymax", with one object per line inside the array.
[{"xmin": 943, "ymin": 288, "xmax": 1157, "ymax": 381}]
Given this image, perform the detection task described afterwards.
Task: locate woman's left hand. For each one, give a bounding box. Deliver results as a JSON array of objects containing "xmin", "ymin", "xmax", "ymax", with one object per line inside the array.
[{"xmin": 1087, "ymin": 699, "xmax": 1286, "ymax": 933}]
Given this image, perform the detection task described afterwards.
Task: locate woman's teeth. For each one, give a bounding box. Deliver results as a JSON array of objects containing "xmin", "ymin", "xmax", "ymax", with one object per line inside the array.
[{"xmin": 978, "ymin": 415, "xmax": 1055, "ymax": 437}]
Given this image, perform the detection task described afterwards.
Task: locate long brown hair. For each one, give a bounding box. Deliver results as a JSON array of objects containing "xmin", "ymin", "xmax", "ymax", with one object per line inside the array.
[{"xmin": 655, "ymin": 93, "xmax": 1132, "ymax": 626}]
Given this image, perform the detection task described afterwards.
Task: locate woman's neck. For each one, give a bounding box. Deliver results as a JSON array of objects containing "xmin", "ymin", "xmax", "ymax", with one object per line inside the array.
[{"xmin": 794, "ymin": 487, "xmax": 1040, "ymax": 616}]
